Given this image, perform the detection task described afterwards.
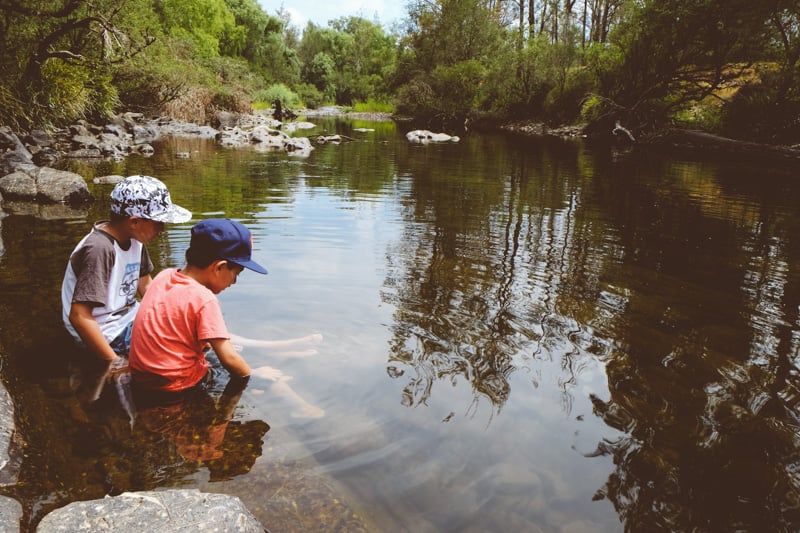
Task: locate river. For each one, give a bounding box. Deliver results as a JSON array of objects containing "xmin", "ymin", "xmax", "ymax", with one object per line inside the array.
[{"xmin": 1, "ymin": 117, "xmax": 799, "ymax": 531}]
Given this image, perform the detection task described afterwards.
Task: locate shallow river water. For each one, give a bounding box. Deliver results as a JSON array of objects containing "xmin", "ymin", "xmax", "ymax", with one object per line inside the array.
[{"xmin": 1, "ymin": 117, "xmax": 800, "ymax": 532}]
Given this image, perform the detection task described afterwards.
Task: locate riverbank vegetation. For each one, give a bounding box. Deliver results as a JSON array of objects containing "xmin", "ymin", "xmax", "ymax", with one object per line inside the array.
[{"xmin": 1, "ymin": 0, "xmax": 799, "ymax": 143}]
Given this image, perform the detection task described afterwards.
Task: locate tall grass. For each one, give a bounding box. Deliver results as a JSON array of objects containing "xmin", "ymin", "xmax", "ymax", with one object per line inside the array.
[{"xmin": 350, "ymin": 99, "xmax": 396, "ymax": 113}]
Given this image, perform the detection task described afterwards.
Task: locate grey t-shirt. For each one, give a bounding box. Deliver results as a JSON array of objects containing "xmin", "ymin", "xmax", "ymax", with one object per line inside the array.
[{"xmin": 61, "ymin": 221, "xmax": 154, "ymax": 342}]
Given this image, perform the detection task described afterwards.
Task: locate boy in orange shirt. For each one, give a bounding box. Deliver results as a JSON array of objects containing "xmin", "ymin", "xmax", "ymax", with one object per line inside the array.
[
  {"xmin": 129, "ymin": 218, "xmax": 267, "ymax": 393},
  {"xmin": 128, "ymin": 218, "xmax": 324, "ymax": 419}
]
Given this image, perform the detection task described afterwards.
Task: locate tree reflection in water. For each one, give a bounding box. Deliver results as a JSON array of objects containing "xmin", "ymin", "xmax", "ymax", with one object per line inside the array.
[
  {"xmin": 581, "ymin": 157, "xmax": 800, "ymax": 531},
  {"xmin": 382, "ymin": 138, "xmax": 800, "ymax": 530},
  {"xmin": 384, "ymin": 139, "xmax": 592, "ymax": 417}
]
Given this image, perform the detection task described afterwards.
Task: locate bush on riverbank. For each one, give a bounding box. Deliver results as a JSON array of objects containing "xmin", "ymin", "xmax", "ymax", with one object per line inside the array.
[{"xmin": 2, "ymin": 2, "xmax": 800, "ymax": 146}]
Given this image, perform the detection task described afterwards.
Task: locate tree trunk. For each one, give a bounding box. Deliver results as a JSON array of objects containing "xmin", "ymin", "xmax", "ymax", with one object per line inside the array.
[
  {"xmin": 539, "ymin": 0, "xmax": 547, "ymax": 36},
  {"xmin": 581, "ymin": 0, "xmax": 587, "ymax": 49},
  {"xmin": 529, "ymin": 0, "xmax": 535, "ymax": 39}
]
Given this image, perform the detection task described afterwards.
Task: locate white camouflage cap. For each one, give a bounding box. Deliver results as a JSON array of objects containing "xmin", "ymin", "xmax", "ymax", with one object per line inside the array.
[{"xmin": 110, "ymin": 175, "xmax": 191, "ymax": 223}]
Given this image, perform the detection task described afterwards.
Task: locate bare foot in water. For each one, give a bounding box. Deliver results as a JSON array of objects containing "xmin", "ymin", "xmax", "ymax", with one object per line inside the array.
[
  {"xmin": 291, "ymin": 403, "xmax": 325, "ymax": 419},
  {"xmin": 250, "ymin": 365, "xmax": 324, "ymax": 418},
  {"xmin": 267, "ymin": 379, "xmax": 326, "ymax": 419},
  {"xmin": 250, "ymin": 365, "xmax": 286, "ymax": 381}
]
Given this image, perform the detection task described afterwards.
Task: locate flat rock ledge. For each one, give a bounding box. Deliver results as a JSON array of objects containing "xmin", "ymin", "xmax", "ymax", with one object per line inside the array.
[{"xmin": 35, "ymin": 490, "xmax": 265, "ymax": 532}]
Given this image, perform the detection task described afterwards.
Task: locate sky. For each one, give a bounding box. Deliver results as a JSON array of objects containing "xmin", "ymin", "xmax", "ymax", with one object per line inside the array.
[{"xmin": 257, "ymin": 1, "xmax": 407, "ymax": 32}]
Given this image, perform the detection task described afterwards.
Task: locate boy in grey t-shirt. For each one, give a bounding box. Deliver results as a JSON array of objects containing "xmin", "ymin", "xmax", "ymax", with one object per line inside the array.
[{"xmin": 61, "ymin": 175, "xmax": 191, "ymax": 364}]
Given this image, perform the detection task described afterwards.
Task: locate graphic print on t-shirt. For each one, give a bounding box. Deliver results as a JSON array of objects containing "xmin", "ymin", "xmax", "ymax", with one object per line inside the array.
[{"xmin": 119, "ymin": 261, "xmax": 141, "ymax": 304}]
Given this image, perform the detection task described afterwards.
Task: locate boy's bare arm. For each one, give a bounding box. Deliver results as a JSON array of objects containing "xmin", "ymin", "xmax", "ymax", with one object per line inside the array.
[
  {"xmin": 207, "ymin": 338, "xmax": 251, "ymax": 378},
  {"xmin": 68, "ymin": 302, "xmax": 121, "ymax": 362},
  {"xmin": 137, "ymin": 274, "xmax": 153, "ymax": 297},
  {"xmin": 229, "ymin": 332, "xmax": 322, "ymax": 349},
  {"xmin": 228, "ymin": 333, "xmax": 322, "ymax": 358}
]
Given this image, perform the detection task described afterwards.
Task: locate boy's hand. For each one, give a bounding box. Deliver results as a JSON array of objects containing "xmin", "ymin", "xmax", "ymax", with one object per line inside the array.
[{"xmin": 107, "ymin": 355, "xmax": 129, "ymax": 380}]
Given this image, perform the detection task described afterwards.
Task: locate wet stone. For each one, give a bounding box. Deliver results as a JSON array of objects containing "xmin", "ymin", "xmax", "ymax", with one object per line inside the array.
[
  {"xmin": 35, "ymin": 489, "xmax": 265, "ymax": 532},
  {"xmin": 0, "ymin": 379, "xmax": 15, "ymax": 474},
  {"xmin": 0, "ymin": 495, "xmax": 22, "ymax": 531},
  {"xmin": 0, "ymin": 167, "xmax": 92, "ymax": 204}
]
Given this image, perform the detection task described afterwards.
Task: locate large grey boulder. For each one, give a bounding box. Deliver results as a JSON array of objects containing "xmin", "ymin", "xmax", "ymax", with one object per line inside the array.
[
  {"xmin": 31, "ymin": 147, "xmax": 61, "ymax": 168},
  {"xmin": 35, "ymin": 489, "xmax": 265, "ymax": 532},
  {"xmin": 217, "ymin": 124, "xmax": 313, "ymax": 157},
  {"xmin": 0, "ymin": 127, "xmax": 34, "ymax": 176},
  {"xmin": 131, "ymin": 124, "xmax": 159, "ymax": 144},
  {"xmin": 24, "ymin": 129, "xmax": 53, "ymax": 148},
  {"xmin": 213, "ymin": 110, "xmax": 242, "ymax": 129},
  {"xmin": 0, "ymin": 166, "xmax": 92, "ymax": 205}
]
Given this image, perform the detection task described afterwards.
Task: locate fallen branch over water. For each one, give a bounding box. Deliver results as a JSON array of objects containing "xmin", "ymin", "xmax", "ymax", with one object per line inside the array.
[{"xmin": 642, "ymin": 129, "xmax": 800, "ymax": 164}]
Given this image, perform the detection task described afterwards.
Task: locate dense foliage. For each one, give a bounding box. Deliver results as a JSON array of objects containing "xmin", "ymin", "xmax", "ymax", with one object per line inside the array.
[{"xmin": 1, "ymin": 0, "xmax": 799, "ymax": 141}]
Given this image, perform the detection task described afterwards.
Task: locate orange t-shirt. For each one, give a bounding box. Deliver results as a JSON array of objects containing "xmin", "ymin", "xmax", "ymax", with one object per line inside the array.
[{"xmin": 129, "ymin": 268, "xmax": 229, "ymax": 391}]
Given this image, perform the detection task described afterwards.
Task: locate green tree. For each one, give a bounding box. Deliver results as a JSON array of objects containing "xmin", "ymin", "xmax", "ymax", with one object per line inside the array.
[
  {"xmin": 304, "ymin": 52, "xmax": 336, "ymax": 102},
  {"xmin": 404, "ymin": 0, "xmax": 503, "ymax": 69},
  {"xmin": 297, "ymin": 23, "xmax": 350, "ymax": 103},
  {"xmin": 220, "ymin": 0, "xmax": 267, "ymax": 57},
  {"xmin": 596, "ymin": 0, "xmax": 774, "ymax": 133},
  {"xmin": 0, "ymin": 0, "xmax": 157, "ymax": 126},
  {"xmin": 716, "ymin": 1, "xmax": 800, "ymax": 142},
  {"xmin": 395, "ymin": 0, "xmax": 504, "ymax": 124},
  {"xmin": 257, "ymin": 15, "xmax": 300, "ymax": 85},
  {"xmin": 216, "ymin": 1, "xmax": 299, "ymax": 85},
  {"xmin": 483, "ymin": 34, "xmax": 553, "ymax": 117},
  {"xmin": 298, "ymin": 18, "xmax": 397, "ymax": 105},
  {"xmin": 155, "ymin": 0, "xmax": 237, "ymax": 59},
  {"xmin": 329, "ymin": 16, "xmax": 397, "ymax": 103}
]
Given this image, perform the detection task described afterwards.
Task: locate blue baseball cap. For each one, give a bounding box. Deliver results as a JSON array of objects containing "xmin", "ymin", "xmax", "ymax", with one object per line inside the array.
[{"xmin": 190, "ymin": 218, "xmax": 268, "ymax": 274}]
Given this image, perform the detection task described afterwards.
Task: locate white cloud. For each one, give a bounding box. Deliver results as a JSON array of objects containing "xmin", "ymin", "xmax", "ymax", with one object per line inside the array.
[{"xmin": 283, "ymin": 7, "xmax": 306, "ymax": 31}]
